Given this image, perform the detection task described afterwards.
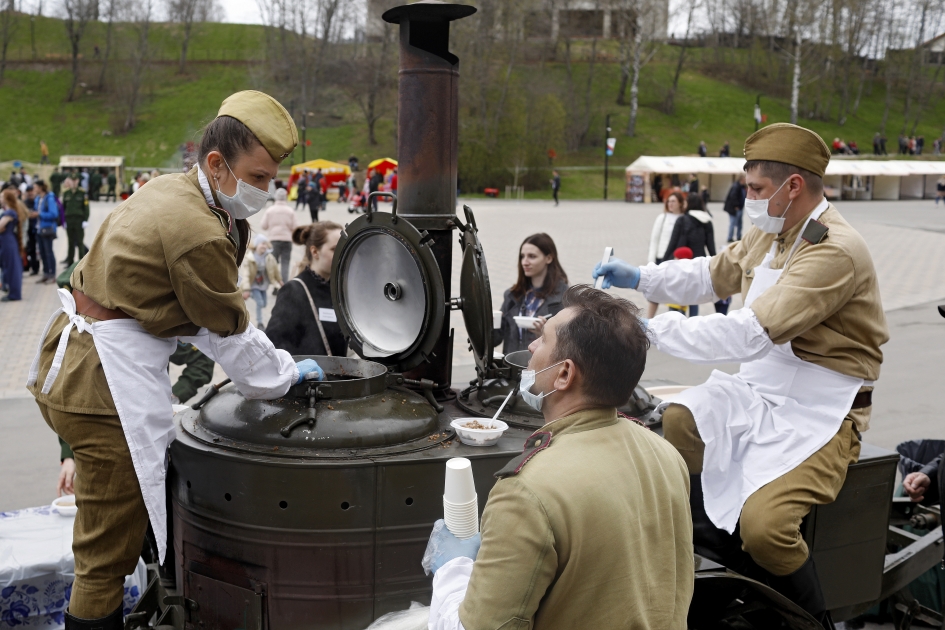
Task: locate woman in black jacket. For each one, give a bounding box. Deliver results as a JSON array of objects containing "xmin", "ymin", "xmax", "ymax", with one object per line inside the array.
[
  {"xmin": 663, "ymin": 193, "xmax": 717, "ymax": 260},
  {"xmin": 266, "ymin": 221, "xmax": 348, "ymax": 356},
  {"xmin": 663, "ymin": 194, "xmax": 717, "ymax": 316}
]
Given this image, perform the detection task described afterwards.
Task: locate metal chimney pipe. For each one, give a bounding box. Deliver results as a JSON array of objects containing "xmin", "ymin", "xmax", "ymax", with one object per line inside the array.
[{"xmin": 383, "ymin": 1, "xmax": 475, "ymax": 394}]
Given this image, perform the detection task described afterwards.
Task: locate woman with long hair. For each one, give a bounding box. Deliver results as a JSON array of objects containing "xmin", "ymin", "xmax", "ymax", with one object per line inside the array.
[
  {"xmin": 265, "ymin": 221, "xmax": 347, "ymax": 357},
  {"xmin": 0, "ymin": 187, "xmax": 28, "ymax": 301},
  {"xmin": 645, "ymin": 191, "xmax": 686, "ymax": 318},
  {"xmin": 495, "ymin": 233, "xmax": 569, "ymax": 354},
  {"xmin": 33, "ymin": 179, "xmax": 58, "ymax": 284},
  {"xmin": 26, "ymin": 91, "xmax": 322, "ymax": 628}
]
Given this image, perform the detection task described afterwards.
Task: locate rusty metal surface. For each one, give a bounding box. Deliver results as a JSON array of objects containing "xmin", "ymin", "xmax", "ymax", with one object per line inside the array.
[{"xmin": 169, "ymin": 398, "xmax": 528, "ymax": 629}]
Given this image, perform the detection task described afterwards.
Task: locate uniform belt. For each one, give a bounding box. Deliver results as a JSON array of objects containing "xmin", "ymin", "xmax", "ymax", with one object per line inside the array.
[
  {"xmin": 850, "ymin": 390, "xmax": 872, "ymax": 410},
  {"xmin": 72, "ymin": 290, "xmax": 132, "ymax": 321}
]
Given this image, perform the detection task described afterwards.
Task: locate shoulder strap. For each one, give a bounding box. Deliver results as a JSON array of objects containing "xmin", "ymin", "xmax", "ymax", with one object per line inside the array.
[{"xmin": 290, "ymin": 277, "xmax": 332, "ymax": 357}]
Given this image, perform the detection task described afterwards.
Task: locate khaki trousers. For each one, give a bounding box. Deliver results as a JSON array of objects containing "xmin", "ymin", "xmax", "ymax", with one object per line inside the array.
[
  {"xmin": 37, "ymin": 402, "xmax": 150, "ymax": 618},
  {"xmin": 662, "ymin": 403, "xmax": 860, "ymax": 576}
]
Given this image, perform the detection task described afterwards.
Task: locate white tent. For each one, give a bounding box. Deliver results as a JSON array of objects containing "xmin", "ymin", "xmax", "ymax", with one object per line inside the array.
[{"xmin": 624, "ymin": 156, "xmax": 945, "ymax": 203}]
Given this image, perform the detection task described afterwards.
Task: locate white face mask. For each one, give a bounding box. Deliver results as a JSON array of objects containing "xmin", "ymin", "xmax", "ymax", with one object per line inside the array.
[
  {"xmin": 744, "ymin": 177, "xmax": 793, "ymax": 234},
  {"xmin": 519, "ymin": 361, "xmax": 565, "ymax": 411},
  {"xmin": 213, "ymin": 156, "xmax": 270, "ymax": 220}
]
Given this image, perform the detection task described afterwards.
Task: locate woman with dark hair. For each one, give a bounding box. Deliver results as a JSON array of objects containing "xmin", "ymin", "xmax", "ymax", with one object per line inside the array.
[
  {"xmin": 495, "ymin": 233, "xmax": 569, "ymax": 354},
  {"xmin": 33, "ymin": 179, "xmax": 59, "ymax": 284},
  {"xmin": 662, "ymin": 192, "xmax": 717, "ymax": 316},
  {"xmin": 266, "ymin": 221, "xmax": 347, "ymax": 357},
  {"xmin": 26, "ymin": 91, "xmax": 323, "ymax": 629}
]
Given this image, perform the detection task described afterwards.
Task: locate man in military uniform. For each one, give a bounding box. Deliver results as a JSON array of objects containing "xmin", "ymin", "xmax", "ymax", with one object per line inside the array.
[
  {"xmin": 105, "ymin": 170, "xmax": 117, "ymax": 201},
  {"xmin": 49, "ymin": 167, "xmax": 65, "ymax": 196},
  {"xmin": 594, "ymin": 123, "xmax": 888, "ymax": 628},
  {"xmin": 89, "ymin": 169, "xmax": 102, "ymax": 202},
  {"xmin": 425, "ymin": 286, "xmax": 694, "ymax": 630},
  {"xmin": 61, "ymin": 177, "xmax": 89, "ymax": 266}
]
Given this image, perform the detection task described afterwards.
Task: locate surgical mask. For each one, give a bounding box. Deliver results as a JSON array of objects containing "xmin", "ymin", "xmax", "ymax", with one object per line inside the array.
[
  {"xmin": 519, "ymin": 361, "xmax": 565, "ymax": 411},
  {"xmin": 213, "ymin": 156, "xmax": 270, "ymax": 219},
  {"xmin": 744, "ymin": 177, "xmax": 793, "ymax": 234}
]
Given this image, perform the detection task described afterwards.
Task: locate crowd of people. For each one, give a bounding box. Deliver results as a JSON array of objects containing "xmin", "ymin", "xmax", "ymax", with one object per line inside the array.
[
  {"xmin": 0, "ymin": 165, "xmax": 109, "ymax": 302},
  {"xmin": 290, "ymin": 164, "xmax": 398, "ymax": 220}
]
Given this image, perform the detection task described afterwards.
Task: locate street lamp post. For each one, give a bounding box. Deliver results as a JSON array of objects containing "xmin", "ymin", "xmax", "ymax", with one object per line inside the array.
[{"xmin": 604, "ymin": 114, "xmax": 612, "ymax": 200}]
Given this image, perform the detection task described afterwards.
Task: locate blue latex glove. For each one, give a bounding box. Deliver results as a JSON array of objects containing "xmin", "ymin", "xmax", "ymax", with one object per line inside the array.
[
  {"xmin": 592, "ymin": 258, "xmax": 641, "ymax": 290},
  {"xmin": 295, "ymin": 359, "xmax": 325, "ymax": 384},
  {"xmin": 639, "ymin": 317, "xmax": 649, "ymax": 329},
  {"xmin": 421, "ymin": 519, "xmax": 481, "ymax": 576}
]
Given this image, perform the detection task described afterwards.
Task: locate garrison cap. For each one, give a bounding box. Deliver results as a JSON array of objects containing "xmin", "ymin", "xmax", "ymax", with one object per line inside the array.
[
  {"xmin": 743, "ymin": 123, "xmax": 831, "ymax": 178},
  {"xmin": 217, "ymin": 91, "xmax": 298, "ymax": 162}
]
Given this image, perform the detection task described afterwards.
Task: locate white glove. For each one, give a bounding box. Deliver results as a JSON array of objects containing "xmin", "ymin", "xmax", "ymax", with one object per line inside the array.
[{"xmin": 81, "ymin": 221, "xmax": 89, "ymax": 229}]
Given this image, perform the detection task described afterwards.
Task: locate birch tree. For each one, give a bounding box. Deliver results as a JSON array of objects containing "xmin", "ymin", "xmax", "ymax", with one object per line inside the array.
[
  {"xmin": 0, "ymin": 0, "xmax": 18, "ymax": 85},
  {"xmin": 119, "ymin": 0, "xmax": 152, "ymax": 131},
  {"xmin": 62, "ymin": 0, "xmax": 98, "ymax": 101}
]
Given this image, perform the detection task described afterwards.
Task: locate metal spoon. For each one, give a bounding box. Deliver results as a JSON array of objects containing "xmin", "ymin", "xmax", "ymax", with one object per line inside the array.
[{"xmin": 491, "ymin": 389, "xmax": 515, "ymax": 423}]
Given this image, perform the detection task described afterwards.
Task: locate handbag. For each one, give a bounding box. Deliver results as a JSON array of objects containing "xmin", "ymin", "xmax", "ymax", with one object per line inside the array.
[{"xmin": 39, "ymin": 226, "xmax": 56, "ymax": 239}]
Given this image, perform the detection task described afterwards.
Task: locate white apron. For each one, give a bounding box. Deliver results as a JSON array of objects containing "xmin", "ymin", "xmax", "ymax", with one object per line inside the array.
[
  {"xmin": 28, "ymin": 289, "xmax": 178, "ymax": 562},
  {"xmin": 673, "ymin": 204, "xmax": 865, "ymax": 533}
]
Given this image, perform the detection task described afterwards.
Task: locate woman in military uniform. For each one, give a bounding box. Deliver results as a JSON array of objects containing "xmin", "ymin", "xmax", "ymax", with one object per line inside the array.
[{"xmin": 27, "ymin": 91, "xmax": 322, "ymax": 629}]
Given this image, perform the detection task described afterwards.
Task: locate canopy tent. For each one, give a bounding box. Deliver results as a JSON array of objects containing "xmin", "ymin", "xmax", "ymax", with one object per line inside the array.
[
  {"xmin": 625, "ymin": 156, "xmax": 945, "ymax": 203},
  {"xmin": 59, "ymin": 155, "xmax": 126, "ymax": 195},
  {"xmin": 288, "ymin": 159, "xmax": 351, "ymax": 200},
  {"xmin": 367, "ymin": 157, "xmax": 398, "ymax": 175}
]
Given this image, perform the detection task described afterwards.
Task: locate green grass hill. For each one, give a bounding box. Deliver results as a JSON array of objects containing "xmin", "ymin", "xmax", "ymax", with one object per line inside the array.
[{"xmin": 1, "ymin": 16, "xmax": 942, "ymax": 198}]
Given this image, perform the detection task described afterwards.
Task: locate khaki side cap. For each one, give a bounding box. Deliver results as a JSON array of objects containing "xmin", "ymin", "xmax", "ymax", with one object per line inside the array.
[
  {"xmin": 217, "ymin": 90, "xmax": 298, "ymax": 162},
  {"xmin": 743, "ymin": 122, "xmax": 831, "ymax": 178}
]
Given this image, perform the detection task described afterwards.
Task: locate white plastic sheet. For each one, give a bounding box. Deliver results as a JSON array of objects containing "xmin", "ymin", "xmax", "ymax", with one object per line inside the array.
[
  {"xmin": 364, "ymin": 602, "xmax": 430, "ymax": 630},
  {"xmin": 0, "ymin": 505, "xmax": 146, "ymax": 628}
]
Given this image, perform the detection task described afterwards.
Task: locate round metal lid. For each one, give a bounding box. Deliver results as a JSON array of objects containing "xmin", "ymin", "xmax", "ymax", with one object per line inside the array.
[
  {"xmin": 457, "ymin": 205, "xmax": 493, "ymax": 376},
  {"xmin": 185, "ymin": 356, "xmax": 448, "ymax": 458},
  {"xmin": 331, "ymin": 209, "xmax": 445, "ymax": 372}
]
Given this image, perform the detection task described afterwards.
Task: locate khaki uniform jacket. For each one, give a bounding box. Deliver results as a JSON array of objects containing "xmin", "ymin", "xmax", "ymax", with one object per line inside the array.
[
  {"xmin": 709, "ymin": 204, "xmax": 888, "ymax": 430},
  {"xmin": 62, "ymin": 188, "xmax": 89, "ymax": 220},
  {"xmin": 28, "ymin": 167, "xmax": 248, "ymax": 415},
  {"xmin": 458, "ymin": 408, "xmax": 694, "ymax": 630}
]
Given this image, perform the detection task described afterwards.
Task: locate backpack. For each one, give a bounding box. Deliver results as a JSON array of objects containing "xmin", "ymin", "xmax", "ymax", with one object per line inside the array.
[{"xmin": 56, "ymin": 194, "xmax": 65, "ymax": 226}]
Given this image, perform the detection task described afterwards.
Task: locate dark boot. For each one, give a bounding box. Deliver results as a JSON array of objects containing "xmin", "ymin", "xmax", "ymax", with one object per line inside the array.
[
  {"xmin": 690, "ymin": 474, "xmax": 765, "ymax": 581},
  {"xmin": 64, "ymin": 604, "xmax": 123, "ymax": 630},
  {"xmin": 767, "ymin": 555, "xmax": 835, "ymax": 629}
]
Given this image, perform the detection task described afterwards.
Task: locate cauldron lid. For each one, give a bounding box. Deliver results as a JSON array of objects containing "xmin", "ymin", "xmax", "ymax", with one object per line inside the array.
[
  {"xmin": 457, "ymin": 205, "xmax": 494, "ymax": 377},
  {"xmin": 331, "ymin": 209, "xmax": 445, "ymax": 372}
]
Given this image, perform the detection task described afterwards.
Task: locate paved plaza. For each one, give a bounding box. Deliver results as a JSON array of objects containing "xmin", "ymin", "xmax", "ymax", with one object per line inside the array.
[{"xmin": 3, "ymin": 196, "xmax": 945, "ymax": 513}]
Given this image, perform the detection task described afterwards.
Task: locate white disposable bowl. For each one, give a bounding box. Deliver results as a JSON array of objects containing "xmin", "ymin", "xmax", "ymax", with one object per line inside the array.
[
  {"xmin": 52, "ymin": 495, "xmax": 77, "ymax": 517},
  {"xmin": 513, "ymin": 316, "xmax": 540, "ymax": 330},
  {"xmin": 451, "ymin": 418, "xmax": 508, "ymax": 447}
]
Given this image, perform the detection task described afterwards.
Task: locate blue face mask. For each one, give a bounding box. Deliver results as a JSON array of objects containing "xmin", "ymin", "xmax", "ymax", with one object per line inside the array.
[{"xmin": 518, "ymin": 361, "xmax": 565, "ymax": 411}]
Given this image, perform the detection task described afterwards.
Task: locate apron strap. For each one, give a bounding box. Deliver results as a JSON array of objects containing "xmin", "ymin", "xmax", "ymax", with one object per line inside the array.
[
  {"xmin": 291, "ymin": 277, "xmax": 332, "ymax": 357},
  {"xmin": 785, "ymin": 201, "xmax": 829, "ymax": 263},
  {"xmin": 37, "ymin": 288, "xmax": 94, "ymax": 394}
]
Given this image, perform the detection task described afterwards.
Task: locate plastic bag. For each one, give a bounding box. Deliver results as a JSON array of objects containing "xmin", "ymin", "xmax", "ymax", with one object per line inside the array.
[{"xmin": 364, "ymin": 601, "xmax": 429, "ymax": 630}]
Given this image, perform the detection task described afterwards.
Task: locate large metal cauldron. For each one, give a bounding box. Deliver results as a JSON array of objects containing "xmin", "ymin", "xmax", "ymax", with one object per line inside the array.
[{"xmin": 169, "ymin": 356, "xmax": 528, "ymax": 629}]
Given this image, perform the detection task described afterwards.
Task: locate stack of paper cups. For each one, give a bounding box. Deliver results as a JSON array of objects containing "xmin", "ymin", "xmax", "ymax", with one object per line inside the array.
[{"xmin": 443, "ymin": 457, "xmax": 479, "ymax": 539}]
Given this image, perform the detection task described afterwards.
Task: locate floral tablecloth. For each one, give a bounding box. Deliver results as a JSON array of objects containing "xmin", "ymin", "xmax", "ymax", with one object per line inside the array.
[{"xmin": 0, "ymin": 504, "xmax": 146, "ymax": 628}]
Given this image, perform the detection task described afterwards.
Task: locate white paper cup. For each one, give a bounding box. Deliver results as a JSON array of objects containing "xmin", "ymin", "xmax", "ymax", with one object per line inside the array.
[{"xmin": 444, "ymin": 458, "xmax": 477, "ymax": 504}]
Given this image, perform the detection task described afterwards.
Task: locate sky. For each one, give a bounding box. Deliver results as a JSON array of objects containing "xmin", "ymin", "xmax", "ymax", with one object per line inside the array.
[{"xmin": 222, "ymin": 0, "xmax": 264, "ymax": 25}]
